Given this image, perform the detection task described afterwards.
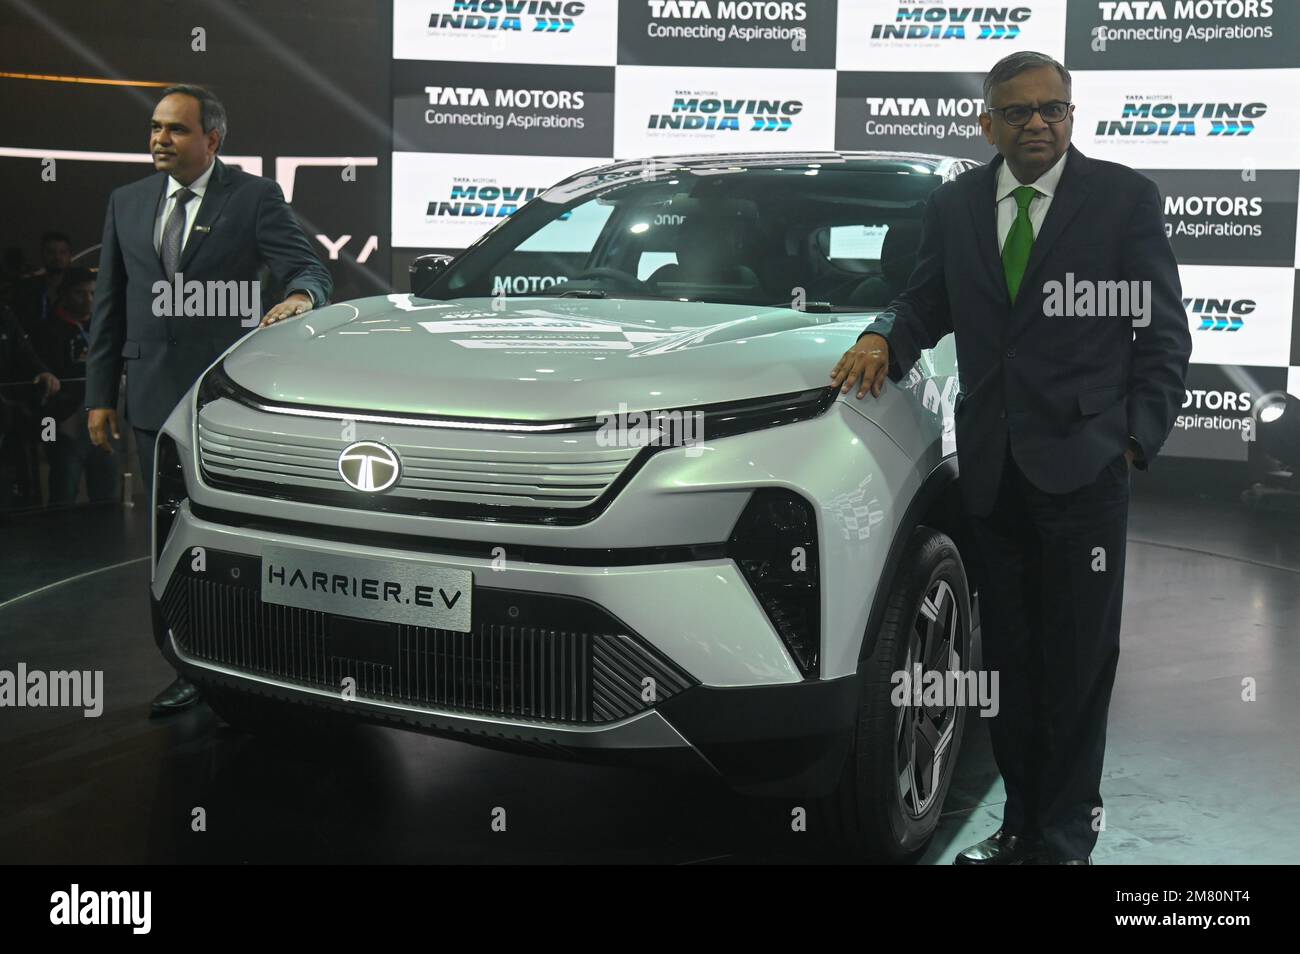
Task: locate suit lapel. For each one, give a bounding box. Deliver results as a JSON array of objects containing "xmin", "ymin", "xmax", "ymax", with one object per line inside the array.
[
  {"xmin": 178, "ymin": 158, "xmax": 232, "ymax": 273},
  {"xmin": 141, "ymin": 174, "xmax": 169, "ymax": 280},
  {"xmin": 1006, "ymin": 144, "xmax": 1096, "ymax": 342},
  {"xmin": 965, "ymin": 155, "xmax": 1009, "ymax": 312}
]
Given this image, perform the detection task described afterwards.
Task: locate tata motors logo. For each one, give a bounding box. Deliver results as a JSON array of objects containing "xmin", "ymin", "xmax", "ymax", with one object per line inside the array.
[
  {"xmin": 1183, "ymin": 387, "xmax": 1252, "ymax": 411},
  {"xmin": 1096, "ymin": 101, "xmax": 1266, "ymax": 137},
  {"xmin": 647, "ymin": 0, "xmax": 809, "ymax": 19},
  {"xmin": 648, "ymin": 94, "xmax": 802, "ymax": 131},
  {"xmin": 644, "ymin": 1, "xmax": 811, "ymax": 44},
  {"xmin": 1096, "ymin": 0, "xmax": 1276, "ymax": 28},
  {"xmin": 871, "ymin": 4, "xmax": 1032, "ymax": 40},
  {"xmin": 1163, "ymin": 193, "xmax": 1264, "ymax": 240},
  {"xmin": 865, "ymin": 96, "xmax": 985, "ymax": 118},
  {"xmin": 1185, "ymin": 296, "xmax": 1254, "ymax": 331},
  {"xmin": 429, "ymin": 0, "xmax": 586, "ymax": 32},
  {"xmin": 338, "ymin": 442, "xmax": 401, "ymax": 492},
  {"xmin": 421, "ymin": 85, "xmax": 588, "ymax": 133},
  {"xmin": 861, "ymin": 96, "xmax": 987, "ymax": 140},
  {"xmin": 423, "ymin": 85, "xmax": 585, "ymax": 109},
  {"xmin": 1097, "ymin": 0, "xmax": 1279, "ymax": 35}
]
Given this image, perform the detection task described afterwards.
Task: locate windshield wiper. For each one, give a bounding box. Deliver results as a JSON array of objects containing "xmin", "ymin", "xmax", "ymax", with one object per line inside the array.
[
  {"xmin": 553, "ymin": 288, "xmax": 607, "ymax": 299},
  {"xmin": 764, "ymin": 300, "xmax": 836, "ymax": 313}
]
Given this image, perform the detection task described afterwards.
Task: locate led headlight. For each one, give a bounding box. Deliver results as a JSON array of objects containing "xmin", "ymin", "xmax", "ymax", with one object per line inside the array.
[
  {"xmin": 695, "ymin": 387, "xmax": 837, "ymax": 441},
  {"xmin": 196, "ymin": 360, "xmax": 245, "ymax": 412}
]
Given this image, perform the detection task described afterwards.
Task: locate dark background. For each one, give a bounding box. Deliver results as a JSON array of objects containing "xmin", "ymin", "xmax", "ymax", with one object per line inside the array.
[
  {"xmin": 2, "ymin": 0, "xmax": 1297, "ymax": 476},
  {"xmin": 0, "ymin": 0, "xmax": 393, "ymax": 301}
]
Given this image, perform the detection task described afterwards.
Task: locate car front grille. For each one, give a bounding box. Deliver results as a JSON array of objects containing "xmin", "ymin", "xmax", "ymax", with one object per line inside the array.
[
  {"xmin": 197, "ymin": 398, "xmax": 642, "ymax": 521},
  {"xmin": 160, "ymin": 551, "xmax": 695, "ymax": 725}
]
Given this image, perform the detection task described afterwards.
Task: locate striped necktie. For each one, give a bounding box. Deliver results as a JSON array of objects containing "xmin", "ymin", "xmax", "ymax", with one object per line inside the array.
[{"xmin": 160, "ymin": 187, "xmax": 196, "ymax": 278}]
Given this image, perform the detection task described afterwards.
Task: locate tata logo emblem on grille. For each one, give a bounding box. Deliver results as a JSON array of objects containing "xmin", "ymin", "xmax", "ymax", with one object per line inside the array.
[{"xmin": 338, "ymin": 441, "xmax": 401, "ymax": 492}]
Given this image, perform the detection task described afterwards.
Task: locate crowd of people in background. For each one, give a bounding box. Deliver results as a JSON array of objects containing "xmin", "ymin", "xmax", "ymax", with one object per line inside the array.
[{"xmin": 0, "ymin": 230, "xmax": 123, "ymax": 510}]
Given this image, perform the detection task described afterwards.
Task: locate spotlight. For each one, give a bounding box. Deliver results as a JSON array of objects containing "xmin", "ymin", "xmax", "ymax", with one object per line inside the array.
[{"xmin": 1253, "ymin": 392, "xmax": 1299, "ymax": 472}]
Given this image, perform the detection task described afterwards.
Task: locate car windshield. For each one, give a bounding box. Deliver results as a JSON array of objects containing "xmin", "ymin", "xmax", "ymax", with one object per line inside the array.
[{"xmin": 424, "ymin": 162, "xmax": 945, "ymax": 311}]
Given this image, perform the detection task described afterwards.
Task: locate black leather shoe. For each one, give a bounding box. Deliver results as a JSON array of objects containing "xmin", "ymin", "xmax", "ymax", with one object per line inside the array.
[
  {"xmin": 953, "ymin": 828, "xmax": 1044, "ymax": 865},
  {"xmin": 149, "ymin": 677, "xmax": 202, "ymax": 717}
]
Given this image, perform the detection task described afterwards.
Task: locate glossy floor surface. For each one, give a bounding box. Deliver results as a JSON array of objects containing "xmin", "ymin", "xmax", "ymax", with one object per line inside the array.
[{"xmin": 2, "ymin": 463, "xmax": 1298, "ymax": 864}]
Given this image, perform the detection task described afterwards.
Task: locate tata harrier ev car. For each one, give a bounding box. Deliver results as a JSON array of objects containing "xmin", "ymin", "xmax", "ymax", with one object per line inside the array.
[{"xmin": 149, "ymin": 151, "xmax": 983, "ymax": 861}]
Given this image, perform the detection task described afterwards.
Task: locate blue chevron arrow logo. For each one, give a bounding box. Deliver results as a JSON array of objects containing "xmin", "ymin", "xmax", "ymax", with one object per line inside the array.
[
  {"xmin": 1209, "ymin": 120, "xmax": 1255, "ymax": 136},
  {"xmin": 1197, "ymin": 316, "xmax": 1244, "ymax": 331}
]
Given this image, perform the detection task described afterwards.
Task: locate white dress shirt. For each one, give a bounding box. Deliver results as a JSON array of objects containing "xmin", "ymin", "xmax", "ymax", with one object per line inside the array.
[
  {"xmin": 153, "ymin": 160, "xmax": 215, "ymax": 256},
  {"xmin": 995, "ymin": 149, "xmax": 1068, "ymax": 252}
]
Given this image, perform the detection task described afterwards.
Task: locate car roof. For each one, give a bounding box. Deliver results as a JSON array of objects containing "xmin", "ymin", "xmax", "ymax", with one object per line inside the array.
[{"xmin": 560, "ymin": 150, "xmax": 976, "ymax": 184}]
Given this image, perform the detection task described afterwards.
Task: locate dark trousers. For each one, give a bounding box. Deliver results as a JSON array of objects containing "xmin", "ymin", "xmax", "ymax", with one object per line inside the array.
[
  {"xmin": 134, "ymin": 427, "xmax": 157, "ymax": 510},
  {"xmin": 967, "ymin": 441, "xmax": 1130, "ymax": 860},
  {"xmin": 48, "ymin": 417, "xmax": 121, "ymax": 505}
]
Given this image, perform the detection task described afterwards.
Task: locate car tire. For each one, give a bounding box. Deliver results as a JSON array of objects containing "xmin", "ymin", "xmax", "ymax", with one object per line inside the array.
[{"xmin": 821, "ymin": 525, "xmax": 972, "ymax": 863}]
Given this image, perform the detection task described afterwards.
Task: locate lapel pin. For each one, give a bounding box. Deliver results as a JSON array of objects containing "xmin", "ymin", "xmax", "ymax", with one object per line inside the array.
[{"xmin": 193, "ymin": 225, "xmax": 211, "ymax": 233}]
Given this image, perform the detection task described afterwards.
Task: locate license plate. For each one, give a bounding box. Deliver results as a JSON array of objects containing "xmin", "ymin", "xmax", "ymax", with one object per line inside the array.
[{"xmin": 261, "ymin": 545, "xmax": 472, "ymax": 632}]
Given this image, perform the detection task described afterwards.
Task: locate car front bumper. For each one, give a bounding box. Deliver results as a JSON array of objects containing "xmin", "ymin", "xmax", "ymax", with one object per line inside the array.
[{"xmin": 151, "ymin": 504, "xmax": 860, "ymax": 797}]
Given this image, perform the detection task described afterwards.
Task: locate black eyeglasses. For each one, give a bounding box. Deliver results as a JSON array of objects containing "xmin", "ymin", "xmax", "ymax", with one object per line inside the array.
[{"xmin": 988, "ymin": 101, "xmax": 1071, "ymax": 127}]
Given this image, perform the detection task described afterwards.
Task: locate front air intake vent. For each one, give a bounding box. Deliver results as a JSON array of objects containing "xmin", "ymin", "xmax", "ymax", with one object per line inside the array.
[
  {"xmin": 161, "ymin": 551, "xmax": 696, "ymax": 724},
  {"xmin": 728, "ymin": 489, "xmax": 820, "ymax": 677}
]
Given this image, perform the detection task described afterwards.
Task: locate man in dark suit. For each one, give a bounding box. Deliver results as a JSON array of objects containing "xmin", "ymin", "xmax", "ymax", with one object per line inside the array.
[
  {"xmin": 86, "ymin": 84, "xmax": 332, "ymax": 717},
  {"xmin": 831, "ymin": 51, "xmax": 1191, "ymax": 864}
]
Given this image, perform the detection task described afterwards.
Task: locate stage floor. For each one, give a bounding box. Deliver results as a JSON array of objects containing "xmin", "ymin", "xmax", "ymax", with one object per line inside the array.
[{"xmin": 2, "ymin": 474, "xmax": 1298, "ymax": 864}]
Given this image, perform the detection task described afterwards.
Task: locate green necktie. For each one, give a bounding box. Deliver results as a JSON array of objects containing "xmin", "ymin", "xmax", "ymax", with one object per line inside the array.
[{"xmin": 1002, "ymin": 185, "xmax": 1038, "ymax": 304}]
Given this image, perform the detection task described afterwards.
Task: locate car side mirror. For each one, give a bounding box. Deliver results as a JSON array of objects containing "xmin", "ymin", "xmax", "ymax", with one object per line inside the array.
[{"xmin": 409, "ymin": 253, "xmax": 455, "ymax": 297}]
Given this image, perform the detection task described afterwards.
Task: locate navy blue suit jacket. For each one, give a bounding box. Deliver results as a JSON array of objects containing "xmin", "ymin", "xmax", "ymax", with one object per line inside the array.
[
  {"xmin": 86, "ymin": 157, "xmax": 332, "ymax": 431},
  {"xmin": 861, "ymin": 144, "xmax": 1192, "ymax": 517}
]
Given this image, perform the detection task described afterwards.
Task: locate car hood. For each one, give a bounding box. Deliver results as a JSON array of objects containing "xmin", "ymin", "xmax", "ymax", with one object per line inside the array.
[{"xmin": 222, "ymin": 294, "xmax": 880, "ymax": 420}]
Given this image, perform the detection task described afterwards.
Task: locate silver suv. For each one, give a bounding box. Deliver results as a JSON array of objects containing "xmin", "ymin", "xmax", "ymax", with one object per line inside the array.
[{"xmin": 150, "ymin": 151, "xmax": 980, "ymax": 861}]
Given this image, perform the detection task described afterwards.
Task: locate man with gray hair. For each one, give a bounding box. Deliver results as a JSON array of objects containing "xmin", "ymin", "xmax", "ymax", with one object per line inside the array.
[
  {"xmin": 85, "ymin": 84, "xmax": 332, "ymax": 716},
  {"xmin": 831, "ymin": 52, "xmax": 1191, "ymax": 863}
]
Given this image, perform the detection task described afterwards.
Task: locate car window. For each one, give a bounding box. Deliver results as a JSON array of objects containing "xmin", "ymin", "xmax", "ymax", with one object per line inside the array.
[
  {"xmin": 516, "ymin": 201, "xmax": 612, "ymax": 253},
  {"xmin": 828, "ymin": 224, "xmax": 889, "ymax": 262},
  {"xmin": 636, "ymin": 251, "xmax": 676, "ymax": 281},
  {"xmin": 433, "ymin": 166, "xmax": 941, "ymax": 310},
  {"xmin": 449, "ymin": 201, "xmax": 614, "ymax": 297}
]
